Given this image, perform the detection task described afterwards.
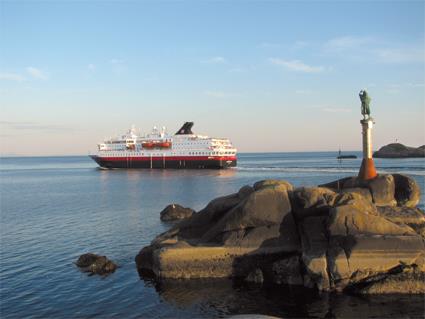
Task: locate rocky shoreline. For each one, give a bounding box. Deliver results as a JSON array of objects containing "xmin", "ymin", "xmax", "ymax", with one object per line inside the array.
[{"xmin": 136, "ymin": 174, "xmax": 425, "ymax": 294}]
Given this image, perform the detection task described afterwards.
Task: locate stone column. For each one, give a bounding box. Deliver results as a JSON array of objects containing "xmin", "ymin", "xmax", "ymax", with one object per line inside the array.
[{"xmin": 358, "ymin": 118, "xmax": 377, "ymax": 180}]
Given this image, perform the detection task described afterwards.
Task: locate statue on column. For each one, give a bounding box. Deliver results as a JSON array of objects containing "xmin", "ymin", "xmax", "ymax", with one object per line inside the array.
[{"xmin": 359, "ymin": 90, "xmax": 371, "ymax": 119}]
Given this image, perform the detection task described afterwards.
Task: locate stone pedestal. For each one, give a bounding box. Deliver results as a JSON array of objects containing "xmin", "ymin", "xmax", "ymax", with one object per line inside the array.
[{"xmin": 358, "ymin": 118, "xmax": 377, "ymax": 180}]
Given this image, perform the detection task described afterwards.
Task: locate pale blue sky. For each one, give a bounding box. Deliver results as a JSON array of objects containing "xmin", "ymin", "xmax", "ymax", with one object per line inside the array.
[{"xmin": 1, "ymin": 1, "xmax": 424, "ymax": 155}]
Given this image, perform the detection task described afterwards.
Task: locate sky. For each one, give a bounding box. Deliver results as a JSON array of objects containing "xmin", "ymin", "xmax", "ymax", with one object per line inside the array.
[{"xmin": 0, "ymin": 0, "xmax": 424, "ymax": 156}]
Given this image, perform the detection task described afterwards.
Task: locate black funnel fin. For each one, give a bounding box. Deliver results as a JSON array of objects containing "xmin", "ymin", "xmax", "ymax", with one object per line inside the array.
[{"xmin": 175, "ymin": 122, "xmax": 194, "ymax": 135}]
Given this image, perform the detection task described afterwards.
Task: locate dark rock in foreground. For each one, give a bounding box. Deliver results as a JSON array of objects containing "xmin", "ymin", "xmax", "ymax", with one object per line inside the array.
[
  {"xmin": 373, "ymin": 143, "xmax": 425, "ymax": 158},
  {"xmin": 76, "ymin": 253, "xmax": 117, "ymax": 275},
  {"xmin": 160, "ymin": 204, "xmax": 195, "ymax": 221},
  {"xmin": 136, "ymin": 175, "xmax": 425, "ymax": 294}
]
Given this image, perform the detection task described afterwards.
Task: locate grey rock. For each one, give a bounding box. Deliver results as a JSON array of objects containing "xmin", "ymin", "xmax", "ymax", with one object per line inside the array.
[
  {"xmin": 328, "ymin": 205, "xmax": 416, "ymax": 237},
  {"xmin": 271, "ymin": 255, "xmax": 303, "ymax": 285},
  {"xmin": 393, "ymin": 174, "xmax": 421, "ymax": 208},
  {"xmin": 340, "ymin": 187, "xmax": 373, "ymax": 202},
  {"xmin": 201, "ymin": 186, "xmax": 294, "ymax": 244},
  {"xmin": 160, "ymin": 204, "xmax": 194, "ymax": 221},
  {"xmin": 291, "ymin": 187, "xmax": 337, "ymax": 220},
  {"xmin": 377, "ymin": 206, "xmax": 425, "ymax": 238},
  {"xmin": 238, "ymin": 185, "xmax": 255, "ymax": 198},
  {"xmin": 298, "ymin": 216, "xmax": 330, "ymax": 290},
  {"xmin": 76, "ymin": 253, "xmax": 117, "ymax": 275},
  {"xmin": 253, "ymin": 179, "xmax": 293, "ymax": 192},
  {"xmin": 135, "ymin": 176, "xmax": 425, "ymax": 294},
  {"xmin": 365, "ymin": 175, "xmax": 397, "ymax": 207}
]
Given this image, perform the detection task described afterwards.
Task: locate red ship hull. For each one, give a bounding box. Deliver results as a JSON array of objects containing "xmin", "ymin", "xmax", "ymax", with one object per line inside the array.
[{"xmin": 90, "ymin": 155, "xmax": 237, "ymax": 169}]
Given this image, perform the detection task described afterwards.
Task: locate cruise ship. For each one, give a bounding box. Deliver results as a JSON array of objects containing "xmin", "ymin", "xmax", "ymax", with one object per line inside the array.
[{"xmin": 90, "ymin": 122, "xmax": 237, "ymax": 169}]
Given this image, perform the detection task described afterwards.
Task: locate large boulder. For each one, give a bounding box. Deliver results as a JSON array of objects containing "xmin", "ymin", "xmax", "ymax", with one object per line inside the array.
[
  {"xmin": 290, "ymin": 187, "xmax": 337, "ymax": 220},
  {"xmin": 76, "ymin": 253, "xmax": 117, "ymax": 275},
  {"xmin": 160, "ymin": 204, "xmax": 194, "ymax": 221},
  {"xmin": 392, "ymin": 174, "xmax": 420, "ymax": 208},
  {"xmin": 201, "ymin": 186, "xmax": 296, "ymax": 246},
  {"xmin": 333, "ymin": 191, "xmax": 377, "ymax": 215},
  {"xmin": 321, "ymin": 174, "xmax": 420, "ymax": 208},
  {"xmin": 153, "ymin": 185, "xmax": 254, "ymax": 245},
  {"xmin": 136, "ymin": 181, "xmax": 299, "ymax": 279},
  {"xmin": 365, "ymin": 175, "xmax": 397, "ymax": 207}
]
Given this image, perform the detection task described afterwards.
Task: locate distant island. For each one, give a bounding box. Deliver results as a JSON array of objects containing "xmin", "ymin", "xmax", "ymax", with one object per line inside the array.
[{"xmin": 374, "ymin": 143, "xmax": 425, "ymax": 158}]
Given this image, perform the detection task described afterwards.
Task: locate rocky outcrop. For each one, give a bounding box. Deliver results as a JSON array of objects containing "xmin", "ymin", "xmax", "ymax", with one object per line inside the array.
[
  {"xmin": 373, "ymin": 143, "xmax": 425, "ymax": 158},
  {"xmin": 136, "ymin": 175, "xmax": 424, "ymax": 294},
  {"xmin": 320, "ymin": 173, "xmax": 419, "ymax": 208},
  {"xmin": 76, "ymin": 253, "xmax": 117, "ymax": 275},
  {"xmin": 160, "ymin": 204, "xmax": 194, "ymax": 221}
]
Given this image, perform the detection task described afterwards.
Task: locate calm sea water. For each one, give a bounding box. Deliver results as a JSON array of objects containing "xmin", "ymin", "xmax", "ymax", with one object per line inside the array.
[{"xmin": 1, "ymin": 153, "xmax": 424, "ymax": 318}]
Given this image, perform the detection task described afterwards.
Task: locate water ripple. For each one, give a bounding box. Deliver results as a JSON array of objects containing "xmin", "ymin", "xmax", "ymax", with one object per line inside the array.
[{"xmin": 1, "ymin": 154, "xmax": 424, "ymax": 318}]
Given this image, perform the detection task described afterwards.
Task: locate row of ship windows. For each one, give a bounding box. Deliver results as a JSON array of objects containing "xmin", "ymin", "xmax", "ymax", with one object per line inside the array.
[{"xmin": 107, "ymin": 143, "xmax": 230, "ymax": 148}]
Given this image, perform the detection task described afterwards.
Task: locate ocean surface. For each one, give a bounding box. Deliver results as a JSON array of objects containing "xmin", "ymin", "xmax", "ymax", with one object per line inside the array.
[{"xmin": 1, "ymin": 152, "xmax": 424, "ymax": 318}]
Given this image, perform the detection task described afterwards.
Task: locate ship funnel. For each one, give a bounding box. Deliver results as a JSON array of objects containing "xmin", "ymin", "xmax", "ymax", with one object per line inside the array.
[{"xmin": 175, "ymin": 122, "xmax": 194, "ymax": 135}]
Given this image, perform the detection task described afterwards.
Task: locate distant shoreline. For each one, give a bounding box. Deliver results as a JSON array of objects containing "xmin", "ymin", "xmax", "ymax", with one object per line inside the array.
[{"xmin": 1, "ymin": 151, "xmax": 365, "ymax": 158}]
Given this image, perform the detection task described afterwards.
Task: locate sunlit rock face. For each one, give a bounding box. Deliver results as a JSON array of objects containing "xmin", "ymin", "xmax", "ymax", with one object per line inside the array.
[{"xmin": 136, "ymin": 175, "xmax": 425, "ymax": 294}]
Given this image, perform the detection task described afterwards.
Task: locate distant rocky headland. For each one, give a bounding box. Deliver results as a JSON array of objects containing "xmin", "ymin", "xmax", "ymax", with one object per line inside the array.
[
  {"xmin": 136, "ymin": 174, "xmax": 424, "ymax": 294},
  {"xmin": 374, "ymin": 143, "xmax": 425, "ymax": 158}
]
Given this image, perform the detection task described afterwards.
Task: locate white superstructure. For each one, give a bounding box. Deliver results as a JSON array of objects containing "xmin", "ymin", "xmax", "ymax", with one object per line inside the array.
[
  {"xmin": 90, "ymin": 122, "xmax": 237, "ymax": 169},
  {"xmin": 97, "ymin": 124, "xmax": 237, "ymax": 158}
]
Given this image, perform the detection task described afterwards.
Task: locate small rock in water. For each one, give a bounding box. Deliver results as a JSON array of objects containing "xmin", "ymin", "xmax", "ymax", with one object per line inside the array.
[
  {"xmin": 160, "ymin": 204, "xmax": 194, "ymax": 221},
  {"xmin": 76, "ymin": 253, "xmax": 117, "ymax": 275}
]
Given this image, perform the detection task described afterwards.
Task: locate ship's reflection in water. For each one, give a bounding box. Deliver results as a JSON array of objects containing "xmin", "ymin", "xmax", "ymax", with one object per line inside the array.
[
  {"xmin": 97, "ymin": 167, "xmax": 238, "ymax": 213},
  {"xmin": 98, "ymin": 167, "xmax": 237, "ymax": 178},
  {"xmin": 140, "ymin": 275, "xmax": 424, "ymax": 318}
]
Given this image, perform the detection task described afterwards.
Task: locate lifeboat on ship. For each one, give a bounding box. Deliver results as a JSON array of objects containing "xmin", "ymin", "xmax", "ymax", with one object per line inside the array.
[
  {"xmin": 158, "ymin": 141, "xmax": 171, "ymax": 148},
  {"xmin": 142, "ymin": 141, "xmax": 155, "ymax": 149}
]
